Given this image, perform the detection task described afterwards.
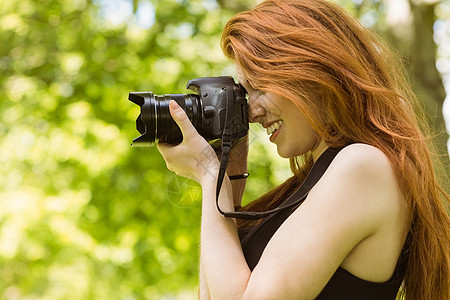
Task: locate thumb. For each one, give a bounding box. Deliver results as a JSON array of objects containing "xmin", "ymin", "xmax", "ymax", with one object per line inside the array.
[{"xmin": 169, "ymin": 100, "xmax": 196, "ymax": 139}]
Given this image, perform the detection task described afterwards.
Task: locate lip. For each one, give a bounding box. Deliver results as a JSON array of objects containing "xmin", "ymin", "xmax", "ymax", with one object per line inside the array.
[{"xmin": 269, "ymin": 121, "xmax": 282, "ymax": 143}]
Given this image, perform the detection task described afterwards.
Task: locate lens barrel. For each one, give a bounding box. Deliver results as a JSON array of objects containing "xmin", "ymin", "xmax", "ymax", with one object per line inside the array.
[{"xmin": 128, "ymin": 92, "xmax": 201, "ymax": 146}]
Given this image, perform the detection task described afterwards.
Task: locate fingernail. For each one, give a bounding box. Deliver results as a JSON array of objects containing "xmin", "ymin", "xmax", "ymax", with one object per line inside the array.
[{"xmin": 170, "ymin": 100, "xmax": 179, "ymax": 110}]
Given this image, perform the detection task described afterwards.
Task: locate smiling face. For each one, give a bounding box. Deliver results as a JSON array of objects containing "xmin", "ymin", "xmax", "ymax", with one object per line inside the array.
[{"xmin": 236, "ymin": 66, "xmax": 327, "ymax": 160}]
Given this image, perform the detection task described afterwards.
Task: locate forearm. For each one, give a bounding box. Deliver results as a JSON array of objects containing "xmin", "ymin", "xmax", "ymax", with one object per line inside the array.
[
  {"xmin": 227, "ymin": 160, "xmax": 248, "ymax": 207},
  {"xmin": 229, "ymin": 178, "xmax": 247, "ymax": 208},
  {"xmin": 200, "ymin": 174, "xmax": 251, "ymax": 299}
]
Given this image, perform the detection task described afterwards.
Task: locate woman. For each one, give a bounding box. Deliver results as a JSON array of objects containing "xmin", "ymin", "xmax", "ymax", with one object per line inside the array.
[{"xmin": 158, "ymin": 0, "xmax": 450, "ymax": 299}]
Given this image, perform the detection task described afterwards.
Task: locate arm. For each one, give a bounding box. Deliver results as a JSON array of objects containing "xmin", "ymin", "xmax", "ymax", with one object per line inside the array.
[
  {"xmin": 212, "ymin": 136, "xmax": 249, "ymax": 207},
  {"xmin": 158, "ymin": 101, "xmax": 250, "ymax": 298},
  {"xmin": 198, "ymin": 144, "xmax": 402, "ymax": 299},
  {"xmin": 242, "ymin": 144, "xmax": 403, "ymax": 299},
  {"xmin": 199, "ymin": 136, "xmax": 248, "ymax": 299},
  {"xmin": 158, "ymin": 104, "xmax": 400, "ymax": 299},
  {"xmin": 199, "ymin": 172, "xmax": 251, "ymax": 299},
  {"xmin": 227, "ymin": 137, "xmax": 248, "ymax": 207}
]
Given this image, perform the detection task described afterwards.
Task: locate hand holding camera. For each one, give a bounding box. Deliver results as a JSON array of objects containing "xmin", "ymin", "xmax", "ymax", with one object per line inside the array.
[
  {"xmin": 156, "ymin": 100, "xmax": 219, "ymax": 185},
  {"xmin": 129, "ymin": 76, "xmax": 249, "ymax": 206}
]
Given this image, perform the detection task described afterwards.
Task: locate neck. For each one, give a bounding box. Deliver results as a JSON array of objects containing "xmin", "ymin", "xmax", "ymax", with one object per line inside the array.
[{"xmin": 311, "ymin": 139, "xmax": 329, "ymax": 162}]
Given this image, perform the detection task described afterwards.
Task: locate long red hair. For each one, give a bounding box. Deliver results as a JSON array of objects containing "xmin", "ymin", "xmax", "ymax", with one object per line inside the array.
[{"xmin": 221, "ymin": 0, "xmax": 450, "ymax": 299}]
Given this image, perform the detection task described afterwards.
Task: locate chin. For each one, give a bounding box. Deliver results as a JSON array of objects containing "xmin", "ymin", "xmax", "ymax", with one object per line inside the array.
[
  {"xmin": 276, "ymin": 147, "xmax": 295, "ymax": 159},
  {"xmin": 277, "ymin": 145, "xmax": 309, "ymax": 159}
]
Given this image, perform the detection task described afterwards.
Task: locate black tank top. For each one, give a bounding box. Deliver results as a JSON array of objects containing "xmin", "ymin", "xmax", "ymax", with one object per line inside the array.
[{"xmin": 238, "ymin": 147, "xmax": 407, "ymax": 299}]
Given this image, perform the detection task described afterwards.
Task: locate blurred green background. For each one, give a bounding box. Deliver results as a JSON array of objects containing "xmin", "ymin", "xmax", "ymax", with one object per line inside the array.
[{"xmin": 1, "ymin": 0, "xmax": 449, "ymax": 299}]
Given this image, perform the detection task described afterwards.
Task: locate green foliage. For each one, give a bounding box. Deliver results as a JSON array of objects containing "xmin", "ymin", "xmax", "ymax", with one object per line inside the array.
[
  {"xmin": 1, "ymin": 0, "xmax": 447, "ymax": 298},
  {"xmin": 0, "ymin": 0, "xmax": 288, "ymax": 298}
]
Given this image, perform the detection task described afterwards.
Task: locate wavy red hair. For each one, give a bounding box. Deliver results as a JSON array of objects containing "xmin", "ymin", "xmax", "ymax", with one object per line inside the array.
[{"xmin": 221, "ymin": 0, "xmax": 450, "ymax": 299}]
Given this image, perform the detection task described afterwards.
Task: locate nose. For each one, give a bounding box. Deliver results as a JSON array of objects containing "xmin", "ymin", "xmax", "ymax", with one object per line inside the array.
[{"xmin": 248, "ymin": 97, "xmax": 266, "ymax": 123}]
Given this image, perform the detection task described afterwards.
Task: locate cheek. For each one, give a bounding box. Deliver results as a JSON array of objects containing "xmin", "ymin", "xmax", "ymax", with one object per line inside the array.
[{"xmin": 281, "ymin": 121, "xmax": 318, "ymax": 157}]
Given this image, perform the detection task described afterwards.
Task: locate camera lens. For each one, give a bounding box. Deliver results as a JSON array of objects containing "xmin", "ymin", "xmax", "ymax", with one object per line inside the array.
[{"xmin": 129, "ymin": 92, "xmax": 201, "ymax": 146}]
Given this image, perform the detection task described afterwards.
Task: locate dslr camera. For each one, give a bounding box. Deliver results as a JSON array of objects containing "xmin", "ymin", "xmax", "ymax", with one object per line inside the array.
[{"xmin": 129, "ymin": 76, "xmax": 248, "ymax": 146}]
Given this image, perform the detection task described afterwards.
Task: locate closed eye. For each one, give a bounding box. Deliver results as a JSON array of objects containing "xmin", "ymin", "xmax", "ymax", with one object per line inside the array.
[{"xmin": 247, "ymin": 81, "xmax": 265, "ymax": 95}]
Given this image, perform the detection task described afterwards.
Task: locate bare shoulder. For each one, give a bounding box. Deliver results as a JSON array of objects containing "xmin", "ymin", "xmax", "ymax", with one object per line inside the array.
[
  {"xmin": 330, "ymin": 143, "xmax": 396, "ymax": 179},
  {"xmin": 319, "ymin": 143, "xmax": 401, "ymax": 200},
  {"xmin": 309, "ymin": 143, "xmax": 404, "ymax": 236}
]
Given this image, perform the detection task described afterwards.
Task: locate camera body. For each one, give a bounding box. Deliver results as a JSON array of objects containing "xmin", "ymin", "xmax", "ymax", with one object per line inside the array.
[{"xmin": 129, "ymin": 76, "xmax": 248, "ymax": 146}]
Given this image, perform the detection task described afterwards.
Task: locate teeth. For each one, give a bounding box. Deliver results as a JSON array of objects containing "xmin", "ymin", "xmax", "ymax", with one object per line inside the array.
[{"xmin": 267, "ymin": 121, "xmax": 283, "ymax": 136}]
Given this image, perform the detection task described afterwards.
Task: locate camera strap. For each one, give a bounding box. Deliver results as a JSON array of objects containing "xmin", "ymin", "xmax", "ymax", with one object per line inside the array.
[
  {"xmin": 216, "ymin": 145, "xmax": 342, "ymax": 220},
  {"xmin": 215, "ymin": 86, "xmax": 236, "ymax": 216},
  {"xmin": 214, "ymin": 87, "xmax": 343, "ymax": 220}
]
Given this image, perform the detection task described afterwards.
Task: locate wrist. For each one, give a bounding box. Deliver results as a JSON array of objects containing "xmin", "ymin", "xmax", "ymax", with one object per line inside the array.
[
  {"xmin": 199, "ymin": 163, "xmax": 220, "ymax": 187},
  {"xmin": 228, "ymin": 172, "xmax": 249, "ymax": 180}
]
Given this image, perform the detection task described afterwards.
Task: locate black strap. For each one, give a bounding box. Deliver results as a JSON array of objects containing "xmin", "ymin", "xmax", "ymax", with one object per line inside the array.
[
  {"xmin": 214, "ymin": 84, "xmax": 344, "ymax": 219},
  {"xmin": 215, "ymin": 86, "xmax": 235, "ymax": 216},
  {"xmin": 218, "ymin": 147, "xmax": 343, "ymax": 220}
]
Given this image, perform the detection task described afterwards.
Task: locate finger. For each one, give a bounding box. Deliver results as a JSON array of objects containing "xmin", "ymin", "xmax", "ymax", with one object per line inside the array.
[{"xmin": 169, "ymin": 100, "xmax": 196, "ymax": 140}]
